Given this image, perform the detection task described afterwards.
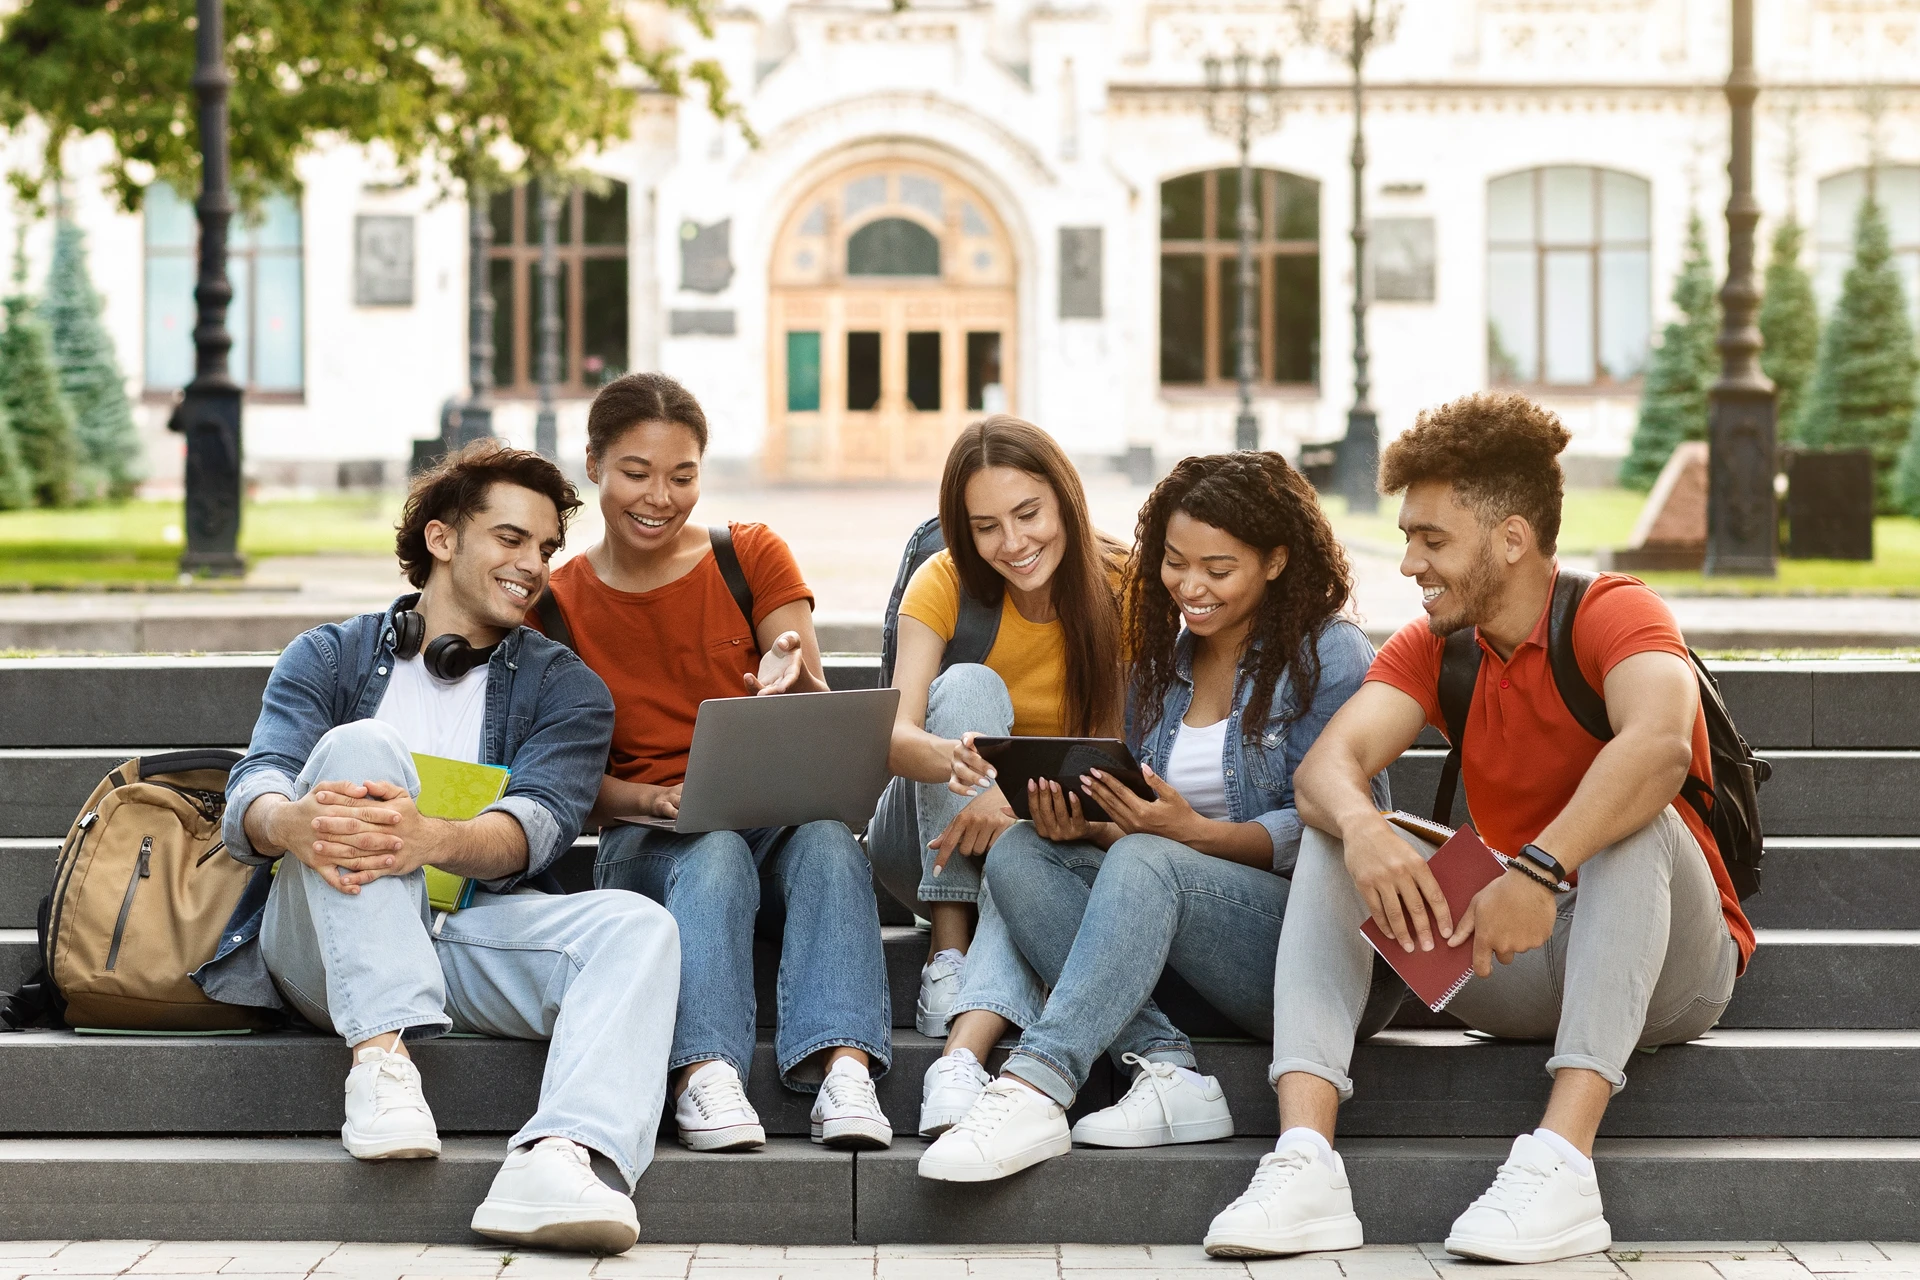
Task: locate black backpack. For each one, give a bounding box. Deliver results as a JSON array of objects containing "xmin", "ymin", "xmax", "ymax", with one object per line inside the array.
[
  {"xmin": 878, "ymin": 515, "xmax": 1002, "ymax": 687},
  {"xmin": 1432, "ymin": 569, "xmax": 1770, "ymax": 899},
  {"xmin": 533, "ymin": 525, "xmax": 755, "ymax": 651}
]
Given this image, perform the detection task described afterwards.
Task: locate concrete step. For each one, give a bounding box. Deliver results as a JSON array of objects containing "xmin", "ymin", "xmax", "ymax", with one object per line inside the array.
[
  {"xmin": 6, "ymin": 656, "xmax": 1920, "ymax": 750},
  {"xmin": 0, "ymin": 1027, "xmax": 1912, "ymax": 1140},
  {"xmin": 0, "ymin": 1134, "xmax": 1910, "ymax": 1244}
]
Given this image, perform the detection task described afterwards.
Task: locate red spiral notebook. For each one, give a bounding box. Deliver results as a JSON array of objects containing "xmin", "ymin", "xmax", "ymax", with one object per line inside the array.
[{"xmin": 1361, "ymin": 812, "xmax": 1506, "ymax": 1012}]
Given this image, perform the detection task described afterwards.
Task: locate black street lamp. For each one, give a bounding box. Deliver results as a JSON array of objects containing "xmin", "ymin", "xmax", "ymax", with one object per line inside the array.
[
  {"xmin": 1204, "ymin": 51, "xmax": 1285, "ymax": 452},
  {"xmin": 535, "ymin": 178, "xmax": 561, "ymax": 461},
  {"xmin": 458, "ymin": 182, "xmax": 497, "ymax": 448},
  {"xmin": 1705, "ymin": 0, "xmax": 1778, "ymax": 576},
  {"xmin": 167, "ymin": 0, "xmax": 244, "ymax": 577}
]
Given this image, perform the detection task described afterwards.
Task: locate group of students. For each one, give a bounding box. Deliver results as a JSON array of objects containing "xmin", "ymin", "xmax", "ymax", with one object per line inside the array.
[{"xmin": 214, "ymin": 374, "xmax": 1751, "ymax": 1262}]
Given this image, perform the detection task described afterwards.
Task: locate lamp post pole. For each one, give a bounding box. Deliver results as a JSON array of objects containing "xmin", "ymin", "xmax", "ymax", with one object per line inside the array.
[
  {"xmin": 1705, "ymin": 0, "xmax": 1778, "ymax": 576},
  {"xmin": 458, "ymin": 181, "xmax": 497, "ymax": 448},
  {"xmin": 1205, "ymin": 53, "xmax": 1284, "ymax": 452},
  {"xmin": 1337, "ymin": 1, "xmax": 1385, "ymax": 514},
  {"xmin": 535, "ymin": 178, "xmax": 561, "ymax": 460},
  {"xmin": 168, "ymin": 0, "xmax": 245, "ymax": 576}
]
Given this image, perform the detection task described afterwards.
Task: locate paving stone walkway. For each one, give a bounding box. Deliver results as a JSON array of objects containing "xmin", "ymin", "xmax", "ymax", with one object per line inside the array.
[{"xmin": 0, "ymin": 1243, "xmax": 1915, "ymax": 1280}]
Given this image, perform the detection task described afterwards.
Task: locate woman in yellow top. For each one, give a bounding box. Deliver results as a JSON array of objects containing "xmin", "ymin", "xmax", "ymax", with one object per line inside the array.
[{"xmin": 866, "ymin": 414, "xmax": 1124, "ymax": 1138}]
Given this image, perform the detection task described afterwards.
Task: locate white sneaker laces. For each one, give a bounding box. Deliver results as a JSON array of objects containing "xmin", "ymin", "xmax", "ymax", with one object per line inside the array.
[
  {"xmin": 949, "ymin": 1082, "xmax": 1025, "ymax": 1140},
  {"xmin": 369, "ymin": 1054, "xmax": 427, "ymax": 1112},
  {"xmin": 690, "ymin": 1070, "xmax": 751, "ymax": 1121},
  {"xmin": 1472, "ymin": 1158, "xmax": 1552, "ymax": 1214},
  {"xmin": 1117, "ymin": 1052, "xmax": 1182, "ymax": 1130},
  {"xmin": 535, "ymin": 1137, "xmax": 592, "ymax": 1171},
  {"xmin": 1232, "ymin": 1148, "xmax": 1314, "ymax": 1208},
  {"xmin": 821, "ymin": 1070, "xmax": 880, "ymax": 1115}
]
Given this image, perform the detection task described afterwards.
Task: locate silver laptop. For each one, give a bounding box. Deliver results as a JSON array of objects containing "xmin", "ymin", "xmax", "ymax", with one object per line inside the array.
[{"xmin": 614, "ymin": 688, "xmax": 901, "ymax": 835}]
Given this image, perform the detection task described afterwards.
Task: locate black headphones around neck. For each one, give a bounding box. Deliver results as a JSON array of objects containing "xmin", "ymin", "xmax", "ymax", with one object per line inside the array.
[{"xmin": 392, "ymin": 609, "xmax": 498, "ymax": 681}]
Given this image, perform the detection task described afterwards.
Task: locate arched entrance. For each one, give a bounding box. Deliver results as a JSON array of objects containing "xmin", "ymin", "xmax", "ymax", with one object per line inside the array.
[{"xmin": 767, "ymin": 158, "xmax": 1017, "ymax": 480}]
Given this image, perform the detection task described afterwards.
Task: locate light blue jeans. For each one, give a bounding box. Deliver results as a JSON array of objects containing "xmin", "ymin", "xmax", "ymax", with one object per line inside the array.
[
  {"xmin": 988, "ymin": 825, "xmax": 1290, "ymax": 1108},
  {"xmin": 594, "ymin": 820, "xmax": 893, "ymax": 1089},
  {"xmin": 258, "ymin": 720, "xmax": 679, "ymax": 1189},
  {"xmin": 866, "ymin": 664, "xmax": 1049, "ymax": 1030}
]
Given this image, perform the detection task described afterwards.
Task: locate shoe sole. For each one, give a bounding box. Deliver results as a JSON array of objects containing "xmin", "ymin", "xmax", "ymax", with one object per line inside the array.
[
  {"xmin": 812, "ymin": 1117, "xmax": 894, "ymax": 1150},
  {"xmin": 917, "ymin": 1110, "xmax": 967, "ymax": 1139},
  {"xmin": 1445, "ymin": 1216, "xmax": 1612, "ymax": 1264},
  {"xmin": 677, "ymin": 1124, "xmax": 767, "ymax": 1152},
  {"xmin": 917, "ymin": 1130, "xmax": 1072, "ymax": 1182},
  {"xmin": 1204, "ymin": 1213, "xmax": 1365, "ymax": 1258},
  {"xmin": 341, "ymin": 1123, "xmax": 441, "ymax": 1161},
  {"xmin": 914, "ymin": 1003, "xmax": 951, "ymax": 1039},
  {"xmin": 1072, "ymin": 1115, "xmax": 1236, "ymax": 1149},
  {"xmin": 470, "ymin": 1202, "xmax": 639, "ymax": 1255}
]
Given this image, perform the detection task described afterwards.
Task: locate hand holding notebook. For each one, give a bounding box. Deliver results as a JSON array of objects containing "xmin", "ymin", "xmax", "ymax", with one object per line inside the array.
[{"xmin": 1359, "ymin": 812, "xmax": 1506, "ymax": 1012}]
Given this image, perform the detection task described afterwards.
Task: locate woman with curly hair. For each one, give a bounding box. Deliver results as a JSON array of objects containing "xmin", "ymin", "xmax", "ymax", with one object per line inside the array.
[{"xmin": 918, "ymin": 451, "xmax": 1387, "ymax": 1183}]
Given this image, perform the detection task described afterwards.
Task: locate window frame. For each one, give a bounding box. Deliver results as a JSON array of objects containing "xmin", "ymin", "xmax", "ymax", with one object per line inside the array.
[
  {"xmin": 485, "ymin": 183, "xmax": 629, "ymax": 398},
  {"xmin": 1157, "ymin": 167, "xmax": 1321, "ymax": 392}
]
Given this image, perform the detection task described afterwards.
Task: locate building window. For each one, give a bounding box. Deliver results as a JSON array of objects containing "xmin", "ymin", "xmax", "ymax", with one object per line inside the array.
[
  {"xmin": 1158, "ymin": 168, "xmax": 1320, "ymax": 389},
  {"xmin": 486, "ymin": 182, "xmax": 629, "ymax": 395},
  {"xmin": 144, "ymin": 182, "xmax": 304, "ymax": 394},
  {"xmin": 1487, "ymin": 166, "xmax": 1650, "ymax": 387},
  {"xmin": 1816, "ymin": 166, "xmax": 1920, "ymax": 332}
]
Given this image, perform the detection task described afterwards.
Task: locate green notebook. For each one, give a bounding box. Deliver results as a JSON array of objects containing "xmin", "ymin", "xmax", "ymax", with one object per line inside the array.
[{"xmin": 412, "ymin": 753, "xmax": 511, "ymax": 913}]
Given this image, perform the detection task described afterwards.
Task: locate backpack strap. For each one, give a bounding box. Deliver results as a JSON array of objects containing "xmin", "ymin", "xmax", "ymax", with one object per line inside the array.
[
  {"xmin": 1433, "ymin": 628, "xmax": 1482, "ymax": 826},
  {"xmin": 709, "ymin": 525, "xmax": 757, "ymax": 634},
  {"xmin": 138, "ymin": 749, "xmax": 243, "ymax": 779},
  {"xmin": 941, "ymin": 589, "xmax": 1003, "ymax": 674},
  {"xmin": 1544, "ymin": 569, "xmax": 1613, "ymax": 742},
  {"xmin": 531, "ymin": 587, "xmax": 574, "ymax": 652}
]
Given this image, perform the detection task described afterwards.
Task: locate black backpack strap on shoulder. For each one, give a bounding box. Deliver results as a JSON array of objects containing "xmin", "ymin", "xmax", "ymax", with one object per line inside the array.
[
  {"xmin": 531, "ymin": 587, "xmax": 574, "ymax": 652},
  {"xmin": 942, "ymin": 587, "xmax": 1003, "ymax": 674},
  {"xmin": 709, "ymin": 525, "xmax": 757, "ymax": 633},
  {"xmin": 1433, "ymin": 628, "xmax": 1482, "ymax": 826},
  {"xmin": 1544, "ymin": 568, "xmax": 1613, "ymax": 742}
]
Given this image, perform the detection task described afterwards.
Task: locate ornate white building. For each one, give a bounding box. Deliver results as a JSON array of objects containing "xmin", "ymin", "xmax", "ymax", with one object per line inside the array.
[{"xmin": 7, "ymin": 0, "xmax": 1920, "ymax": 488}]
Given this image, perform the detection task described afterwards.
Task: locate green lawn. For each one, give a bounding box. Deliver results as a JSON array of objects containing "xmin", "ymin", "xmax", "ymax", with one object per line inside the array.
[
  {"xmin": 1324, "ymin": 488, "xmax": 1646, "ymax": 556},
  {"xmin": 0, "ymin": 496, "xmax": 402, "ymax": 586}
]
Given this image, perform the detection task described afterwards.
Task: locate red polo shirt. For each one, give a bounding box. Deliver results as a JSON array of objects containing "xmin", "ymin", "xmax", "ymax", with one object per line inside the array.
[{"xmin": 1368, "ymin": 570, "xmax": 1754, "ymax": 970}]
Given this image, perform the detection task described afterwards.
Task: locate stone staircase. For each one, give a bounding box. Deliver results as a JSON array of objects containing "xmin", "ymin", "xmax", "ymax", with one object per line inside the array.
[{"xmin": 0, "ymin": 655, "xmax": 1914, "ymax": 1245}]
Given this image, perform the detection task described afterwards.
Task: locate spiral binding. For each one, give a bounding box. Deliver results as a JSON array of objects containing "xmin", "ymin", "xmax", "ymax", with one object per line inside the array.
[{"xmin": 1430, "ymin": 970, "xmax": 1475, "ymax": 1013}]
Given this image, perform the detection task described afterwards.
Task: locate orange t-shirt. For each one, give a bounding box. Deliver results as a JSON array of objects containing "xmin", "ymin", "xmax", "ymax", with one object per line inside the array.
[
  {"xmin": 1367, "ymin": 570, "xmax": 1754, "ymax": 970},
  {"xmin": 535, "ymin": 523, "xmax": 814, "ymax": 788}
]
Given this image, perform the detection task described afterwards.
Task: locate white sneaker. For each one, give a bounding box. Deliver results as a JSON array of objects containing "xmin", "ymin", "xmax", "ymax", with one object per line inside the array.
[
  {"xmin": 1203, "ymin": 1142, "xmax": 1365, "ymax": 1257},
  {"xmin": 915, "ymin": 948, "xmax": 966, "ymax": 1038},
  {"xmin": 1445, "ymin": 1133, "xmax": 1612, "ymax": 1263},
  {"xmin": 810, "ymin": 1057, "xmax": 893, "ymax": 1149},
  {"xmin": 917, "ymin": 1077, "xmax": 1071, "ymax": 1182},
  {"xmin": 1072, "ymin": 1053, "xmax": 1234, "ymax": 1148},
  {"xmin": 919, "ymin": 1046, "xmax": 991, "ymax": 1137},
  {"xmin": 673, "ymin": 1060, "xmax": 766, "ymax": 1152},
  {"xmin": 341, "ymin": 1045, "xmax": 441, "ymax": 1160},
  {"xmin": 470, "ymin": 1137, "xmax": 639, "ymax": 1254}
]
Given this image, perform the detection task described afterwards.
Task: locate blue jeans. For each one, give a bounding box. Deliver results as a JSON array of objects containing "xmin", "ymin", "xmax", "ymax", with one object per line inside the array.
[
  {"xmin": 987, "ymin": 824, "xmax": 1290, "ymax": 1108},
  {"xmin": 595, "ymin": 820, "xmax": 892, "ymax": 1090},
  {"xmin": 258, "ymin": 720, "xmax": 679, "ymax": 1189}
]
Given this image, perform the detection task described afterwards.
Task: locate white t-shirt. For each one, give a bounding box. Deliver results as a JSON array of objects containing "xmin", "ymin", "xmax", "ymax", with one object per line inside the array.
[
  {"xmin": 1163, "ymin": 716, "xmax": 1232, "ymax": 821},
  {"xmin": 373, "ymin": 654, "xmax": 489, "ymax": 764}
]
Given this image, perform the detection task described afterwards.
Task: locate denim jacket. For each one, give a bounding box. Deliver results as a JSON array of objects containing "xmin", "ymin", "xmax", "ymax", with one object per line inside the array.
[
  {"xmin": 1125, "ymin": 617, "xmax": 1387, "ymax": 877},
  {"xmin": 196, "ymin": 595, "xmax": 615, "ymax": 1009}
]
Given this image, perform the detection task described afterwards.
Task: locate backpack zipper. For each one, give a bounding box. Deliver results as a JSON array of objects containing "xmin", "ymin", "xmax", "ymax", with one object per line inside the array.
[
  {"xmin": 104, "ymin": 837, "xmax": 152, "ymax": 972},
  {"xmin": 44, "ymin": 811, "xmax": 100, "ymax": 972}
]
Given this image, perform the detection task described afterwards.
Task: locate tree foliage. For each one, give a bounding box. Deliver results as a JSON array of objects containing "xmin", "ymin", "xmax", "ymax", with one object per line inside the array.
[
  {"xmin": 0, "ymin": 245, "xmax": 82, "ymax": 507},
  {"xmin": 42, "ymin": 219, "xmax": 144, "ymax": 501},
  {"xmin": 1621, "ymin": 214, "xmax": 1720, "ymax": 491},
  {"xmin": 0, "ymin": 396, "xmax": 29, "ymax": 511},
  {"xmin": 1896, "ymin": 404, "xmax": 1920, "ymax": 518},
  {"xmin": 1758, "ymin": 216, "xmax": 1821, "ymax": 442},
  {"xmin": 1797, "ymin": 196, "xmax": 1919, "ymax": 513},
  {"xmin": 0, "ymin": 0, "xmax": 744, "ymax": 210}
]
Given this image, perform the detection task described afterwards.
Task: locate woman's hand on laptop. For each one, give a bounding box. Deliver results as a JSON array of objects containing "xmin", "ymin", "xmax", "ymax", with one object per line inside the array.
[
  {"xmin": 744, "ymin": 631, "xmax": 807, "ymax": 696},
  {"xmin": 643, "ymin": 784, "xmax": 682, "ymax": 819}
]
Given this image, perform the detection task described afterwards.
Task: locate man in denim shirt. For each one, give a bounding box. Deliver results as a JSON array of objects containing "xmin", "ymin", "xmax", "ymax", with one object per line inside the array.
[{"xmin": 208, "ymin": 442, "xmax": 677, "ymax": 1254}]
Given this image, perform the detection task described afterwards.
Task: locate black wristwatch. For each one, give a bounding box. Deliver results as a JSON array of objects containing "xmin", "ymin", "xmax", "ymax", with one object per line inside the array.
[{"xmin": 1514, "ymin": 843, "xmax": 1573, "ymax": 893}]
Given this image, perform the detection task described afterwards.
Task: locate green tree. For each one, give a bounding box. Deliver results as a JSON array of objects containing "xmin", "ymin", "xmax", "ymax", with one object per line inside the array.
[
  {"xmin": 0, "ymin": 241, "xmax": 82, "ymax": 507},
  {"xmin": 42, "ymin": 218, "xmax": 143, "ymax": 501},
  {"xmin": 1798, "ymin": 196, "xmax": 1919, "ymax": 512},
  {"xmin": 0, "ymin": 396, "xmax": 30, "ymax": 511},
  {"xmin": 1621, "ymin": 214, "xmax": 1720, "ymax": 490},
  {"xmin": 1896, "ymin": 400, "xmax": 1920, "ymax": 518},
  {"xmin": 1759, "ymin": 216, "xmax": 1821, "ymax": 440}
]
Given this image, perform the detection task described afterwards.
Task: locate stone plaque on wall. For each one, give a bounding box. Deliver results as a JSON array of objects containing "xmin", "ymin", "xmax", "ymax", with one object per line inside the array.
[
  {"xmin": 355, "ymin": 215, "xmax": 415, "ymax": 306},
  {"xmin": 669, "ymin": 309, "xmax": 736, "ymax": 336},
  {"xmin": 1059, "ymin": 227, "xmax": 1103, "ymax": 319},
  {"xmin": 1371, "ymin": 217, "xmax": 1435, "ymax": 303},
  {"xmin": 680, "ymin": 219, "xmax": 734, "ymax": 293}
]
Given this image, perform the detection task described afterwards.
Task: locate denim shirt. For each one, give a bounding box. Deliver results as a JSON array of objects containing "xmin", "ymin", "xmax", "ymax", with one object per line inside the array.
[
  {"xmin": 195, "ymin": 594, "xmax": 615, "ymax": 1009},
  {"xmin": 1126, "ymin": 618, "xmax": 1387, "ymax": 877}
]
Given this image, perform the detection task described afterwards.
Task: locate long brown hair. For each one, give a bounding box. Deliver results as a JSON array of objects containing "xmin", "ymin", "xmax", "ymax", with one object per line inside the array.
[
  {"xmin": 937, "ymin": 416, "xmax": 1124, "ymax": 737},
  {"xmin": 1126, "ymin": 452, "xmax": 1352, "ymax": 744}
]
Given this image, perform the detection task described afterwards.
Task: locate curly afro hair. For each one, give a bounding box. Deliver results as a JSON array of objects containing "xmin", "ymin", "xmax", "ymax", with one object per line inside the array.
[{"xmin": 1379, "ymin": 392, "xmax": 1572, "ymax": 554}]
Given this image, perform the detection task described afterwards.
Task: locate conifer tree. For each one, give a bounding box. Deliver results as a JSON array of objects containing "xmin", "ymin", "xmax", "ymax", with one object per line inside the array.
[
  {"xmin": 1759, "ymin": 216, "xmax": 1821, "ymax": 440},
  {"xmin": 41, "ymin": 219, "xmax": 142, "ymax": 501},
  {"xmin": 0, "ymin": 397, "xmax": 30, "ymax": 511},
  {"xmin": 0, "ymin": 237, "xmax": 81, "ymax": 507},
  {"xmin": 1621, "ymin": 214, "xmax": 1720, "ymax": 490},
  {"xmin": 1798, "ymin": 196, "xmax": 1919, "ymax": 511},
  {"xmin": 1896, "ymin": 401, "xmax": 1920, "ymax": 518}
]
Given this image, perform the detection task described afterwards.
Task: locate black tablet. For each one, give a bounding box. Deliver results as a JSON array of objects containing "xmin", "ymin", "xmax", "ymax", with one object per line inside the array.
[{"xmin": 973, "ymin": 737, "xmax": 1155, "ymax": 824}]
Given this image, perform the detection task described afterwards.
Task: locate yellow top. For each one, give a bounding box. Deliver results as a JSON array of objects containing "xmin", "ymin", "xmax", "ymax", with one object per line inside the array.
[{"xmin": 898, "ymin": 550, "xmax": 1070, "ymax": 738}]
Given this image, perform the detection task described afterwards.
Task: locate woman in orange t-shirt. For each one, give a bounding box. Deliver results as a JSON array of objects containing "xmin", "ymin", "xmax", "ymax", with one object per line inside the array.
[{"xmin": 536, "ymin": 373, "xmax": 892, "ymax": 1156}]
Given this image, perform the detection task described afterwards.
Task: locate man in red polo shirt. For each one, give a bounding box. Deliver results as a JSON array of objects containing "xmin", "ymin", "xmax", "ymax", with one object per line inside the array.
[{"xmin": 1204, "ymin": 393, "xmax": 1749, "ymax": 1264}]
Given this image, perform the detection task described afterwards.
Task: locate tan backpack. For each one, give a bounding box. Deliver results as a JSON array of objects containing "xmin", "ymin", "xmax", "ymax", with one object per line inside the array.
[{"xmin": 31, "ymin": 750, "xmax": 273, "ymax": 1031}]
